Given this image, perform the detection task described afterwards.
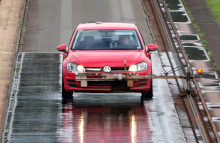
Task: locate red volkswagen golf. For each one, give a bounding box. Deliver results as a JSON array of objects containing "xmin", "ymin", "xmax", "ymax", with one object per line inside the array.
[{"xmin": 57, "ymin": 23, "xmax": 158, "ymax": 98}]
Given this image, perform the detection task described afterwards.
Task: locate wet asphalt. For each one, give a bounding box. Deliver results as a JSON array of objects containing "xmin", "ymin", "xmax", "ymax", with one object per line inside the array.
[
  {"xmin": 6, "ymin": 53, "xmax": 149, "ymax": 143},
  {"xmin": 3, "ymin": 52, "xmax": 186, "ymax": 143},
  {"xmin": 2, "ymin": 0, "xmax": 190, "ymax": 142},
  {"xmin": 4, "ymin": 0, "xmax": 155, "ymax": 142},
  {"xmin": 4, "ymin": 53, "xmax": 61, "ymax": 142},
  {"xmin": 22, "ymin": 0, "xmax": 152, "ymax": 52}
]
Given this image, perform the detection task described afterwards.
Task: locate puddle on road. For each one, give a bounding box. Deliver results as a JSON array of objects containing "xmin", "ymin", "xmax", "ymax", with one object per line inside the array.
[
  {"xmin": 3, "ymin": 53, "xmax": 190, "ymax": 143},
  {"xmin": 58, "ymin": 94, "xmax": 152, "ymax": 143},
  {"xmin": 72, "ymin": 93, "xmax": 142, "ymax": 106}
]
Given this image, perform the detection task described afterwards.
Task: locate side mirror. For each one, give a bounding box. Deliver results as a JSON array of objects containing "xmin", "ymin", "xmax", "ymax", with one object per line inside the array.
[
  {"xmin": 147, "ymin": 44, "xmax": 158, "ymax": 51},
  {"xmin": 57, "ymin": 44, "xmax": 67, "ymax": 53}
]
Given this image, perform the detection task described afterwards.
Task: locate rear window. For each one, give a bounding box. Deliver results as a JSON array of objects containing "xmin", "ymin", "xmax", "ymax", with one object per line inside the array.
[{"xmin": 71, "ymin": 30, "xmax": 142, "ymax": 50}]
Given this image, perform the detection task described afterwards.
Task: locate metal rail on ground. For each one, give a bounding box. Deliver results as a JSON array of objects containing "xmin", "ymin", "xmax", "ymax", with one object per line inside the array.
[
  {"xmin": 145, "ymin": 0, "xmax": 219, "ymax": 142},
  {"xmin": 161, "ymin": 0, "xmax": 220, "ymax": 142}
]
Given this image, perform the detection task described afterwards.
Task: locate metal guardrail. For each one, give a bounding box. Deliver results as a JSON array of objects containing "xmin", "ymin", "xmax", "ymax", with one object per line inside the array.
[
  {"xmin": 143, "ymin": 0, "xmax": 219, "ymax": 142},
  {"xmin": 154, "ymin": 0, "xmax": 220, "ymax": 142},
  {"xmin": 160, "ymin": 0, "xmax": 220, "ymax": 142}
]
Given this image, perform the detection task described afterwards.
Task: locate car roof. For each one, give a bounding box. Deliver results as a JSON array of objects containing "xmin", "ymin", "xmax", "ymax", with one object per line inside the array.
[{"xmin": 76, "ymin": 22, "xmax": 138, "ymax": 30}]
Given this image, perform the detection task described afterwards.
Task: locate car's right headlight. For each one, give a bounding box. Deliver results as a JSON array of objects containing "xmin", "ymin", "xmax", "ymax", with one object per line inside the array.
[
  {"xmin": 137, "ymin": 62, "xmax": 147, "ymax": 71},
  {"xmin": 67, "ymin": 62, "xmax": 85, "ymax": 72}
]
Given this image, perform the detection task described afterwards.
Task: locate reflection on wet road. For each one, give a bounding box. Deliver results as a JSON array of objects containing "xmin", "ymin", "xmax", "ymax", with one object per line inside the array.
[
  {"xmin": 3, "ymin": 53, "xmax": 62, "ymax": 142},
  {"xmin": 3, "ymin": 53, "xmax": 153, "ymax": 143},
  {"xmin": 3, "ymin": 52, "xmax": 186, "ymax": 142},
  {"xmin": 59, "ymin": 94, "xmax": 151, "ymax": 143}
]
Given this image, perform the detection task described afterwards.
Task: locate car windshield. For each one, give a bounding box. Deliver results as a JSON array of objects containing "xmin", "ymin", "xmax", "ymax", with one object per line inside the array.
[{"xmin": 71, "ymin": 30, "xmax": 142, "ymax": 50}]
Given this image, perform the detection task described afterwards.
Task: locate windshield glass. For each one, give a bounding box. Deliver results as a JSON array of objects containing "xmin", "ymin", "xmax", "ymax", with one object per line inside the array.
[{"xmin": 71, "ymin": 30, "xmax": 142, "ymax": 50}]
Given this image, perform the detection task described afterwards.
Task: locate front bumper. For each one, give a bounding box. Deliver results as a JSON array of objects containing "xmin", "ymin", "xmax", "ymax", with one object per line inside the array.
[{"xmin": 64, "ymin": 71, "xmax": 151, "ymax": 92}]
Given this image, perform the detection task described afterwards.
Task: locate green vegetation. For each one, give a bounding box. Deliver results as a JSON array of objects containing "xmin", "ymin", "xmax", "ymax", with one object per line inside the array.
[
  {"xmin": 18, "ymin": 42, "xmax": 24, "ymax": 46},
  {"xmin": 13, "ymin": 64, "xmax": 20, "ymax": 72},
  {"xmin": 207, "ymin": 0, "xmax": 220, "ymax": 22},
  {"xmin": 22, "ymin": 22, "xmax": 28, "ymax": 27}
]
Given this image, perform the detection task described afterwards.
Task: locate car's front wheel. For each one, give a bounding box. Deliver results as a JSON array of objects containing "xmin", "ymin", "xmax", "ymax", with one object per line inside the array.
[
  {"xmin": 62, "ymin": 78, "xmax": 73, "ymax": 99},
  {"xmin": 141, "ymin": 80, "xmax": 153, "ymax": 98}
]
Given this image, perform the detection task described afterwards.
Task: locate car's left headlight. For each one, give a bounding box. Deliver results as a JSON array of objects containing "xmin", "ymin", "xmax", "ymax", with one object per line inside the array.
[
  {"xmin": 67, "ymin": 62, "xmax": 85, "ymax": 72},
  {"xmin": 129, "ymin": 62, "xmax": 147, "ymax": 71}
]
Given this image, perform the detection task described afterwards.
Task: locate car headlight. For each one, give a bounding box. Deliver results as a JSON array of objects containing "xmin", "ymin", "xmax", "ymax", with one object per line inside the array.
[
  {"xmin": 129, "ymin": 65, "xmax": 137, "ymax": 72},
  {"xmin": 77, "ymin": 65, "xmax": 85, "ymax": 72},
  {"xmin": 137, "ymin": 62, "xmax": 147, "ymax": 71},
  {"xmin": 67, "ymin": 62, "xmax": 85, "ymax": 72},
  {"xmin": 129, "ymin": 62, "xmax": 147, "ymax": 71}
]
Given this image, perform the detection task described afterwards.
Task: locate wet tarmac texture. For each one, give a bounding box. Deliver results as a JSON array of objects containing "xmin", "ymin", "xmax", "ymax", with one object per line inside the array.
[
  {"xmin": 1, "ymin": 0, "xmax": 180, "ymax": 142},
  {"xmin": 3, "ymin": 53, "xmax": 152, "ymax": 143},
  {"xmin": 2, "ymin": 52, "xmax": 188, "ymax": 143},
  {"xmin": 4, "ymin": 53, "xmax": 61, "ymax": 142},
  {"xmin": 22, "ymin": 0, "xmax": 152, "ymax": 52},
  {"xmin": 2, "ymin": 0, "xmax": 209, "ymax": 142}
]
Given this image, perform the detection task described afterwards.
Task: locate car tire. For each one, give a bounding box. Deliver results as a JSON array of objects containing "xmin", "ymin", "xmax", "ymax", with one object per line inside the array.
[
  {"xmin": 141, "ymin": 80, "xmax": 153, "ymax": 98},
  {"xmin": 62, "ymin": 78, "xmax": 73, "ymax": 99}
]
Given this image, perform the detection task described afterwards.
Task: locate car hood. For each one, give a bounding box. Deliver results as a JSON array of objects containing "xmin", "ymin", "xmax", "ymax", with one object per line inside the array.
[{"xmin": 68, "ymin": 50, "xmax": 148, "ymax": 67}]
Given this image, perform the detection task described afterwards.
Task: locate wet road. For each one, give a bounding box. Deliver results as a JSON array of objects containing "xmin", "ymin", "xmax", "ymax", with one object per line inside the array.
[
  {"xmin": 60, "ymin": 96, "xmax": 151, "ymax": 143},
  {"xmin": 6, "ymin": 53, "xmax": 152, "ymax": 142},
  {"xmin": 23, "ymin": 0, "xmax": 152, "ymax": 52},
  {"xmin": 3, "ymin": 52, "xmax": 186, "ymax": 142},
  {"xmin": 2, "ymin": 0, "xmax": 187, "ymax": 142}
]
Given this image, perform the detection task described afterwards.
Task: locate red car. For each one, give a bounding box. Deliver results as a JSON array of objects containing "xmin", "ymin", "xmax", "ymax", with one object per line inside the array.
[{"xmin": 57, "ymin": 23, "xmax": 158, "ymax": 98}]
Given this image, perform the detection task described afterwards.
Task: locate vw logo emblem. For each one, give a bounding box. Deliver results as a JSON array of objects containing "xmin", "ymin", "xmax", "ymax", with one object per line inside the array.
[{"xmin": 103, "ymin": 66, "xmax": 111, "ymax": 72}]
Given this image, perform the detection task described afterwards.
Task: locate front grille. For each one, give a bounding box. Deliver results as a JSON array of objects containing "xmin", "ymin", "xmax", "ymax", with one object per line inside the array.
[
  {"xmin": 88, "ymin": 81, "xmax": 129, "ymax": 91},
  {"xmin": 85, "ymin": 68, "xmax": 101, "ymax": 72},
  {"xmin": 88, "ymin": 81, "xmax": 111, "ymax": 86},
  {"xmin": 111, "ymin": 67, "xmax": 129, "ymax": 71}
]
